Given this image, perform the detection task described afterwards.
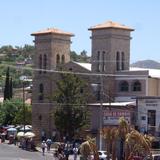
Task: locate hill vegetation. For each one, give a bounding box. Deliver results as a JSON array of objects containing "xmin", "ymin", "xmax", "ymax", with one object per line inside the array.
[{"xmin": 0, "ymin": 45, "xmax": 90, "ymax": 89}]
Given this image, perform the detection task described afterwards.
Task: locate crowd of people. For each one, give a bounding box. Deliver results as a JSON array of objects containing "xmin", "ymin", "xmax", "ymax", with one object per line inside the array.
[{"xmin": 41, "ymin": 140, "xmax": 79, "ymax": 160}]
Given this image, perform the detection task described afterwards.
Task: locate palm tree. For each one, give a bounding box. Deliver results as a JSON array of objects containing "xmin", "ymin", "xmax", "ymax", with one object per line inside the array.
[
  {"xmin": 125, "ymin": 129, "xmax": 154, "ymax": 160},
  {"xmin": 79, "ymin": 137, "xmax": 99, "ymax": 160},
  {"xmin": 101, "ymin": 127, "xmax": 118, "ymax": 160},
  {"xmin": 118, "ymin": 117, "xmax": 130, "ymax": 160}
]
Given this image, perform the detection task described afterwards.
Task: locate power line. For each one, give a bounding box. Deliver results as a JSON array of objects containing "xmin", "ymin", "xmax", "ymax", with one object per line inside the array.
[{"xmin": 0, "ymin": 63, "xmax": 150, "ymax": 78}]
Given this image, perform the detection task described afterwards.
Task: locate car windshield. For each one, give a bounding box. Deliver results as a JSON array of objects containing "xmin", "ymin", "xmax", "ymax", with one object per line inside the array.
[{"xmin": 98, "ymin": 151, "xmax": 107, "ymax": 155}]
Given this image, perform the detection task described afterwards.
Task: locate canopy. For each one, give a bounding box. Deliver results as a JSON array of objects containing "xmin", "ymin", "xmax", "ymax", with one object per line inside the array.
[
  {"xmin": 17, "ymin": 132, "xmax": 25, "ymax": 137},
  {"xmin": 7, "ymin": 127, "xmax": 17, "ymax": 132},
  {"xmin": 19, "ymin": 126, "xmax": 32, "ymax": 132},
  {"xmin": 24, "ymin": 132, "xmax": 35, "ymax": 138}
]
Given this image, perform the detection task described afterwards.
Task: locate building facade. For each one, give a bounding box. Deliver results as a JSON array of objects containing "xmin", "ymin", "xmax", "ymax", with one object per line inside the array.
[{"xmin": 31, "ymin": 21, "xmax": 160, "ymax": 143}]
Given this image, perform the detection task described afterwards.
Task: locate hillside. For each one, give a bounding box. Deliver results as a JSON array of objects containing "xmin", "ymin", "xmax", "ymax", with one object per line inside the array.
[{"xmin": 130, "ymin": 60, "xmax": 160, "ymax": 69}]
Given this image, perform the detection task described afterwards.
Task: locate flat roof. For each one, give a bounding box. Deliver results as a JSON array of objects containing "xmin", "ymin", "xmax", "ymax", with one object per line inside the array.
[{"xmin": 88, "ymin": 101, "xmax": 135, "ymax": 106}]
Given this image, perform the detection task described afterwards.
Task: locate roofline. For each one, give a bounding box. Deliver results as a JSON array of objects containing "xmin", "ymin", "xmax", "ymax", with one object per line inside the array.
[
  {"xmin": 31, "ymin": 32, "xmax": 74, "ymax": 37},
  {"xmin": 88, "ymin": 27, "xmax": 134, "ymax": 31},
  {"xmin": 133, "ymin": 96, "xmax": 160, "ymax": 99}
]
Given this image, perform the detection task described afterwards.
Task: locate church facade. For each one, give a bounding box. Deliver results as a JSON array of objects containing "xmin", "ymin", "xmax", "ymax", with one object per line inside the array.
[{"xmin": 31, "ymin": 21, "xmax": 160, "ymax": 142}]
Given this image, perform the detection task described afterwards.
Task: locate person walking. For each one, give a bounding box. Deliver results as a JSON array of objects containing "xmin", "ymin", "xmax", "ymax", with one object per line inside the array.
[
  {"xmin": 41, "ymin": 141, "xmax": 47, "ymax": 156},
  {"xmin": 46, "ymin": 138, "xmax": 52, "ymax": 152},
  {"xmin": 73, "ymin": 145, "xmax": 79, "ymax": 160}
]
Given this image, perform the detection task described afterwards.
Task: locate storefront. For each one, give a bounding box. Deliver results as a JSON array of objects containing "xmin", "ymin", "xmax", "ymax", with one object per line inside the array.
[
  {"xmin": 136, "ymin": 96, "xmax": 160, "ymax": 136},
  {"xmin": 88, "ymin": 101, "xmax": 136, "ymax": 149}
]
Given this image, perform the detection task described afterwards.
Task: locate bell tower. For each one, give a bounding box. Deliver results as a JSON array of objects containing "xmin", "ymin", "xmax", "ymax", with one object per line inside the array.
[
  {"xmin": 31, "ymin": 28, "xmax": 74, "ymax": 141},
  {"xmin": 89, "ymin": 21, "xmax": 134, "ymax": 74}
]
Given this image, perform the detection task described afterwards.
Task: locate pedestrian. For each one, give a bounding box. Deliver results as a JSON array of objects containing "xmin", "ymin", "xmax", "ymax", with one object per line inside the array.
[
  {"xmin": 41, "ymin": 141, "xmax": 47, "ymax": 156},
  {"xmin": 46, "ymin": 138, "xmax": 52, "ymax": 151},
  {"xmin": 64, "ymin": 142, "xmax": 70, "ymax": 160},
  {"xmin": 73, "ymin": 145, "xmax": 79, "ymax": 160}
]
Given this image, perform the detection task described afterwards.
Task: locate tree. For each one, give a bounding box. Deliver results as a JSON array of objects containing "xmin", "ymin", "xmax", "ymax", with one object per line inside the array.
[
  {"xmin": 4, "ymin": 67, "xmax": 12, "ymax": 100},
  {"xmin": 0, "ymin": 99, "xmax": 31, "ymax": 125},
  {"xmin": 53, "ymin": 73, "xmax": 89, "ymax": 140},
  {"xmin": 125, "ymin": 130, "xmax": 153, "ymax": 160}
]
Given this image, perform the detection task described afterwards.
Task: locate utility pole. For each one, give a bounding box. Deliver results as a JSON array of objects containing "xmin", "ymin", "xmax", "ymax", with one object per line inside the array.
[{"xmin": 99, "ymin": 74, "xmax": 103, "ymax": 150}]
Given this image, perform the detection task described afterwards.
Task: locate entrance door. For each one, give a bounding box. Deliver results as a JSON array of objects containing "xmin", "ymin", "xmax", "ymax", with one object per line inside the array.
[{"xmin": 148, "ymin": 110, "xmax": 156, "ymax": 135}]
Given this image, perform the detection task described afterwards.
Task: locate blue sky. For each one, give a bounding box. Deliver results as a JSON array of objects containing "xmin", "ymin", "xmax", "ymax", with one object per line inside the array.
[{"xmin": 0, "ymin": 0, "xmax": 160, "ymax": 63}]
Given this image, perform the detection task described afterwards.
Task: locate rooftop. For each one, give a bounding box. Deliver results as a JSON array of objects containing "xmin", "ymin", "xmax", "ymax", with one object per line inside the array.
[
  {"xmin": 31, "ymin": 28, "xmax": 74, "ymax": 36},
  {"xmin": 74, "ymin": 62, "xmax": 160, "ymax": 78},
  {"xmin": 88, "ymin": 21, "xmax": 134, "ymax": 31}
]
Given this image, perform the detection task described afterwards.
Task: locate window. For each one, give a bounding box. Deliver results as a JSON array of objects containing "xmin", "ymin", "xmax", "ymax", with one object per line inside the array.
[
  {"xmin": 116, "ymin": 52, "xmax": 120, "ymax": 71},
  {"xmin": 43, "ymin": 54, "xmax": 47, "ymax": 73},
  {"xmin": 61, "ymin": 55, "xmax": 65, "ymax": 64},
  {"xmin": 102, "ymin": 51, "xmax": 105, "ymax": 72},
  {"xmin": 91, "ymin": 83, "xmax": 101, "ymax": 101},
  {"xmin": 39, "ymin": 54, "xmax": 42, "ymax": 74},
  {"xmin": 56, "ymin": 54, "xmax": 60, "ymax": 65},
  {"xmin": 97, "ymin": 51, "xmax": 100, "ymax": 72},
  {"xmin": 119, "ymin": 81, "xmax": 129, "ymax": 92},
  {"xmin": 39, "ymin": 83, "xmax": 44, "ymax": 100},
  {"xmin": 97, "ymin": 51, "xmax": 100, "ymax": 60},
  {"xmin": 121, "ymin": 52, "xmax": 125, "ymax": 70},
  {"xmin": 141, "ymin": 116, "xmax": 146, "ymax": 120},
  {"xmin": 132, "ymin": 81, "xmax": 141, "ymax": 91},
  {"xmin": 80, "ymin": 88, "xmax": 83, "ymax": 94}
]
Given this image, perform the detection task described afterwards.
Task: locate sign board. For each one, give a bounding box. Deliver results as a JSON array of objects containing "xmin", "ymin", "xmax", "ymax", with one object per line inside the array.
[{"xmin": 103, "ymin": 110, "xmax": 131, "ymax": 125}]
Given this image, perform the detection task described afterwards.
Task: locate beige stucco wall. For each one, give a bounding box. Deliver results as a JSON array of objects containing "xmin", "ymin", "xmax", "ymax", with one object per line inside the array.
[{"xmin": 148, "ymin": 78, "xmax": 160, "ymax": 96}]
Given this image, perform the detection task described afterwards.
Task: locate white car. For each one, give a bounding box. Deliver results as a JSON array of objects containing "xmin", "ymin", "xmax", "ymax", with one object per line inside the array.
[
  {"xmin": 151, "ymin": 154, "xmax": 160, "ymax": 160},
  {"xmin": 98, "ymin": 151, "xmax": 108, "ymax": 160},
  {"xmin": 91, "ymin": 150, "xmax": 108, "ymax": 160},
  {"xmin": 144, "ymin": 154, "xmax": 160, "ymax": 160}
]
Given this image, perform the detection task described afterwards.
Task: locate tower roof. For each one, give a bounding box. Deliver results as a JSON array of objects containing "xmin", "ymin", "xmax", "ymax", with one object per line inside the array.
[
  {"xmin": 88, "ymin": 21, "xmax": 134, "ymax": 31},
  {"xmin": 31, "ymin": 28, "xmax": 74, "ymax": 36}
]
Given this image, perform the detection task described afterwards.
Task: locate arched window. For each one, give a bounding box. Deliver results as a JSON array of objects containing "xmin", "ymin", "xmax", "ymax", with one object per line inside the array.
[
  {"xmin": 121, "ymin": 52, "xmax": 125, "ymax": 70},
  {"xmin": 97, "ymin": 51, "xmax": 100, "ymax": 61},
  {"xmin": 119, "ymin": 81, "xmax": 129, "ymax": 92},
  {"xmin": 43, "ymin": 54, "xmax": 47, "ymax": 73},
  {"xmin": 116, "ymin": 52, "xmax": 120, "ymax": 71},
  {"xmin": 61, "ymin": 55, "xmax": 65, "ymax": 64},
  {"xmin": 56, "ymin": 54, "xmax": 60, "ymax": 65},
  {"xmin": 39, "ymin": 83, "xmax": 44, "ymax": 100},
  {"xmin": 39, "ymin": 54, "xmax": 42, "ymax": 74},
  {"xmin": 97, "ymin": 51, "xmax": 100, "ymax": 72},
  {"xmin": 102, "ymin": 51, "xmax": 105, "ymax": 72},
  {"xmin": 132, "ymin": 81, "xmax": 141, "ymax": 91}
]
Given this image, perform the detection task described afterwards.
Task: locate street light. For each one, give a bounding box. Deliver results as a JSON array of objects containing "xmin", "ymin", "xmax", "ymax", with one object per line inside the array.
[{"xmin": 22, "ymin": 80, "xmax": 26, "ymax": 133}]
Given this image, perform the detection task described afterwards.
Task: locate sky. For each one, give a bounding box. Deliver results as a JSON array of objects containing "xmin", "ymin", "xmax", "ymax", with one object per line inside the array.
[{"xmin": 0, "ymin": 0, "xmax": 160, "ymax": 63}]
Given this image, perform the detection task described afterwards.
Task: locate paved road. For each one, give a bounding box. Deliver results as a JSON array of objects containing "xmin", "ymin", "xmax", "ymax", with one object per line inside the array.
[
  {"xmin": 0, "ymin": 142, "xmax": 54, "ymax": 160},
  {"xmin": 0, "ymin": 142, "xmax": 80, "ymax": 160}
]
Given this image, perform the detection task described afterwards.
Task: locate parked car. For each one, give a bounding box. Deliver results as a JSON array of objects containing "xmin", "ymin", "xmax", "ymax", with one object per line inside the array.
[
  {"xmin": 91, "ymin": 150, "xmax": 108, "ymax": 160},
  {"xmin": 144, "ymin": 154, "xmax": 160, "ymax": 160}
]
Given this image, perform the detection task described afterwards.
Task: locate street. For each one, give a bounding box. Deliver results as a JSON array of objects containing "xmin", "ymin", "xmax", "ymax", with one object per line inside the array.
[
  {"xmin": 0, "ymin": 142, "xmax": 54, "ymax": 160},
  {"xmin": 0, "ymin": 142, "xmax": 80, "ymax": 160}
]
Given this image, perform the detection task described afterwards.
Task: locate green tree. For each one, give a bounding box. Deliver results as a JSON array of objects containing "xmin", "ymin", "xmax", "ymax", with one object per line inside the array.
[
  {"xmin": 4, "ymin": 67, "xmax": 12, "ymax": 100},
  {"xmin": 13, "ymin": 102, "xmax": 32, "ymax": 125},
  {"xmin": 54, "ymin": 73, "xmax": 89, "ymax": 140},
  {"xmin": 0, "ymin": 99, "xmax": 17, "ymax": 125},
  {"xmin": 0, "ymin": 99, "xmax": 31, "ymax": 125}
]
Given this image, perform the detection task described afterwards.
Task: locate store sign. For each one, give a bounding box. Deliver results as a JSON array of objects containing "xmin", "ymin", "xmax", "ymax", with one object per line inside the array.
[{"xmin": 103, "ymin": 110, "xmax": 131, "ymax": 125}]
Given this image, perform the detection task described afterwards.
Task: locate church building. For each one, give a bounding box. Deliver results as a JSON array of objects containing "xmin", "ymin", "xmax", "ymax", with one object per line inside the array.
[{"xmin": 31, "ymin": 21, "xmax": 160, "ymax": 143}]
